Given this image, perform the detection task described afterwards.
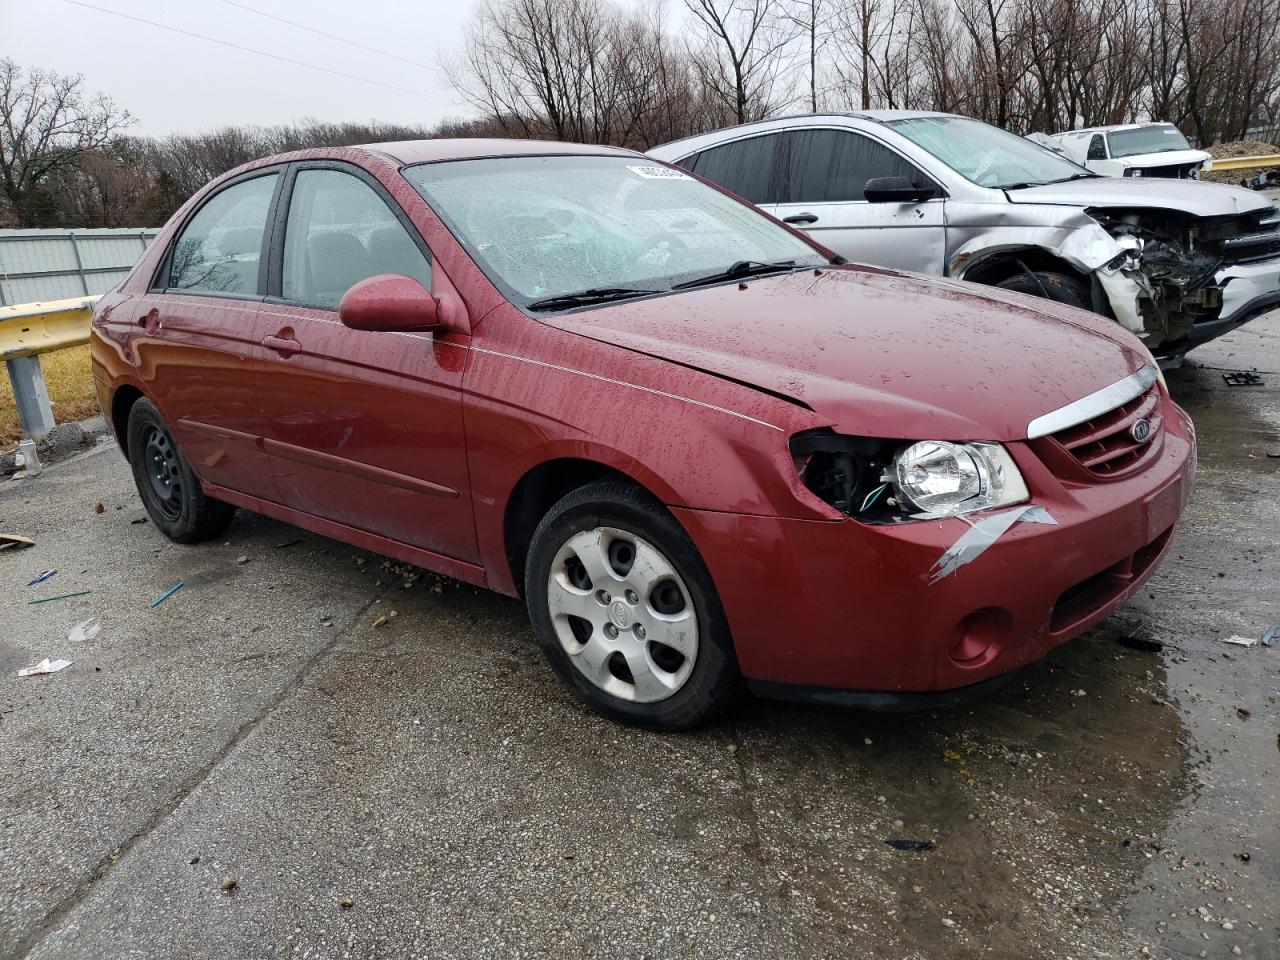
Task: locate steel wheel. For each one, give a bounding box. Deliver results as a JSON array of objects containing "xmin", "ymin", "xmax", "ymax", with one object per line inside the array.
[
  {"xmin": 142, "ymin": 424, "xmax": 184, "ymax": 521},
  {"xmin": 547, "ymin": 526, "xmax": 698, "ymax": 703}
]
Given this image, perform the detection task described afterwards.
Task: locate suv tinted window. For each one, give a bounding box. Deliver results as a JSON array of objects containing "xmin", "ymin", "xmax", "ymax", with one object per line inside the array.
[
  {"xmin": 1087, "ymin": 134, "xmax": 1107, "ymax": 160},
  {"xmin": 782, "ymin": 129, "xmax": 923, "ymax": 203},
  {"xmin": 282, "ymin": 168, "xmax": 432, "ymax": 309},
  {"xmin": 683, "ymin": 134, "xmax": 781, "ymax": 203},
  {"xmin": 168, "ymin": 173, "xmax": 278, "ymax": 295}
]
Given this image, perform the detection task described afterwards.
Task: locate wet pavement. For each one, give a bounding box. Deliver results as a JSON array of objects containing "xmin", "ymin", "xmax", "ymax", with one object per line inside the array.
[{"xmin": 1, "ymin": 313, "xmax": 1277, "ymax": 960}]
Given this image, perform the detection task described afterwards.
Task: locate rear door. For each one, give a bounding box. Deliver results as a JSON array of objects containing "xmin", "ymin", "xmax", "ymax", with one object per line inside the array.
[
  {"xmin": 254, "ymin": 161, "xmax": 477, "ymax": 562},
  {"xmin": 141, "ymin": 169, "xmax": 282, "ymax": 502},
  {"xmin": 680, "ymin": 132, "xmax": 785, "ymax": 207},
  {"xmin": 765, "ymin": 128, "xmax": 946, "ymax": 272}
]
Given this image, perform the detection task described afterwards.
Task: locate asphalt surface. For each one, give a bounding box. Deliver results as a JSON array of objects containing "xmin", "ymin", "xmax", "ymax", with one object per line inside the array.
[{"xmin": 1, "ymin": 313, "xmax": 1277, "ymax": 960}]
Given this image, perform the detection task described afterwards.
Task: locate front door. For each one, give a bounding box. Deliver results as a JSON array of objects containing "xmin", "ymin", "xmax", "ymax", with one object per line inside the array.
[
  {"xmin": 763, "ymin": 128, "xmax": 946, "ymax": 273},
  {"xmin": 140, "ymin": 169, "xmax": 282, "ymax": 503},
  {"xmin": 254, "ymin": 163, "xmax": 477, "ymax": 563}
]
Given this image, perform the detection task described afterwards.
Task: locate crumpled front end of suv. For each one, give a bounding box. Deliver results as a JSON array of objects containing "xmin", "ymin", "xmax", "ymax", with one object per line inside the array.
[{"xmin": 951, "ymin": 202, "xmax": 1280, "ymax": 362}]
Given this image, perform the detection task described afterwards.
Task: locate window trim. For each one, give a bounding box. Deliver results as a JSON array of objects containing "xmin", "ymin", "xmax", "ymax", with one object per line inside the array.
[
  {"xmin": 266, "ymin": 159, "xmax": 434, "ymax": 313},
  {"xmin": 771, "ymin": 125, "xmax": 946, "ymax": 206},
  {"xmin": 680, "ymin": 131, "xmax": 788, "ymax": 205},
  {"xmin": 150, "ymin": 166, "xmax": 287, "ymax": 301}
]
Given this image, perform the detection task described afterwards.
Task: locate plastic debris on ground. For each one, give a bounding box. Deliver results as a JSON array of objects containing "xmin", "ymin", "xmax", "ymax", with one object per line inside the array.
[
  {"xmin": 1222, "ymin": 371, "xmax": 1264, "ymax": 387},
  {"xmin": 18, "ymin": 658, "xmax": 72, "ymax": 677},
  {"xmin": 1114, "ymin": 618, "xmax": 1164, "ymax": 652},
  {"xmin": 68, "ymin": 617, "xmax": 101, "ymax": 642},
  {"xmin": 150, "ymin": 581, "xmax": 184, "ymax": 607},
  {"xmin": 1260, "ymin": 625, "xmax": 1278, "ymax": 646},
  {"xmin": 27, "ymin": 569, "xmax": 57, "ymax": 585},
  {"xmin": 28, "ymin": 590, "xmax": 91, "ymax": 605},
  {"xmin": 0, "ymin": 533, "xmax": 36, "ymax": 551},
  {"xmin": 884, "ymin": 839, "xmax": 936, "ymax": 852}
]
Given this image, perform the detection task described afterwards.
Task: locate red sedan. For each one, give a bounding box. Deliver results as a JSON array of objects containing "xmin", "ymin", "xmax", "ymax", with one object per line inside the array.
[{"xmin": 91, "ymin": 140, "xmax": 1195, "ymax": 727}]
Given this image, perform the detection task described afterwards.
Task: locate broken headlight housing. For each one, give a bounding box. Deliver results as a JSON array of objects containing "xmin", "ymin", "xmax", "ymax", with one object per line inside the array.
[{"xmin": 790, "ymin": 432, "xmax": 1029, "ymax": 521}]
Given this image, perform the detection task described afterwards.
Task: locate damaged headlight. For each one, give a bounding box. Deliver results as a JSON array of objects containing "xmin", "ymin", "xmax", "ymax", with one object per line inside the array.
[
  {"xmin": 894, "ymin": 441, "xmax": 1028, "ymax": 517},
  {"xmin": 790, "ymin": 431, "xmax": 1028, "ymax": 521}
]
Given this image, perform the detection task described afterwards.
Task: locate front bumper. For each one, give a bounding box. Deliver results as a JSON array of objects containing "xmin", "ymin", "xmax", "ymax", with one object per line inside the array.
[
  {"xmin": 1161, "ymin": 255, "xmax": 1280, "ymax": 363},
  {"xmin": 672, "ymin": 405, "xmax": 1196, "ymax": 698}
]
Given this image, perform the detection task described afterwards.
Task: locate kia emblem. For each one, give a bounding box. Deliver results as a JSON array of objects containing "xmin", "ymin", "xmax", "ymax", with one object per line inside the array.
[{"xmin": 1131, "ymin": 418, "xmax": 1152, "ymax": 443}]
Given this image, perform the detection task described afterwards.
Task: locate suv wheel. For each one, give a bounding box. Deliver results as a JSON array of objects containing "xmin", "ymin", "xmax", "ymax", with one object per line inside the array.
[
  {"xmin": 524, "ymin": 481, "xmax": 741, "ymax": 728},
  {"xmin": 996, "ymin": 270, "xmax": 1091, "ymax": 309},
  {"xmin": 126, "ymin": 398, "xmax": 235, "ymax": 543}
]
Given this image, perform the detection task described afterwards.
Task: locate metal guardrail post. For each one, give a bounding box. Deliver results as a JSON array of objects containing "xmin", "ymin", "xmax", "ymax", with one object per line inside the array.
[{"xmin": 5, "ymin": 355, "xmax": 56, "ymax": 438}]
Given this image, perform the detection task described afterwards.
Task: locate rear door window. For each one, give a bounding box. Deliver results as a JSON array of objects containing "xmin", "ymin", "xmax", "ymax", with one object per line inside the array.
[
  {"xmin": 682, "ymin": 133, "xmax": 783, "ymax": 203},
  {"xmin": 1087, "ymin": 135, "xmax": 1107, "ymax": 160},
  {"xmin": 167, "ymin": 173, "xmax": 279, "ymax": 296},
  {"xmin": 281, "ymin": 168, "xmax": 432, "ymax": 310},
  {"xmin": 780, "ymin": 129, "xmax": 924, "ymax": 203}
]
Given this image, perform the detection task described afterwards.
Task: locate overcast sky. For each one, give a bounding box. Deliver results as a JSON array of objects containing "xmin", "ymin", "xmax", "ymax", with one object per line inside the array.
[{"xmin": 1, "ymin": 0, "xmax": 483, "ymax": 135}]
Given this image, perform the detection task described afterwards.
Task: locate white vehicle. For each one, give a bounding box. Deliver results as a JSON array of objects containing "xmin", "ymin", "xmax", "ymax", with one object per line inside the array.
[{"xmin": 1051, "ymin": 123, "xmax": 1212, "ymax": 179}]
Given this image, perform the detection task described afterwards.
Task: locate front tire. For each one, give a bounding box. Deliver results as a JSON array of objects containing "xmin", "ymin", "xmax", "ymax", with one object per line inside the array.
[
  {"xmin": 126, "ymin": 398, "xmax": 235, "ymax": 543},
  {"xmin": 524, "ymin": 481, "xmax": 741, "ymax": 728},
  {"xmin": 995, "ymin": 270, "xmax": 1091, "ymax": 309}
]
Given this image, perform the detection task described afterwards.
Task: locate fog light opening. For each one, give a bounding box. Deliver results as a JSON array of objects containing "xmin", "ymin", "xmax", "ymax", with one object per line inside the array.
[{"xmin": 949, "ymin": 608, "xmax": 1010, "ymax": 664}]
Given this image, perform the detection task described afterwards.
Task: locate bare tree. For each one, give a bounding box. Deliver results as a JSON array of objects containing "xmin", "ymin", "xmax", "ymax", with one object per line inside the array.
[
  {"xmin": 0, "ymin": 59, "xmax": 133, "ymax": 227},
  {"xmin": 684, "ymin": 0, "xmax": 798, "ymax": 123}
]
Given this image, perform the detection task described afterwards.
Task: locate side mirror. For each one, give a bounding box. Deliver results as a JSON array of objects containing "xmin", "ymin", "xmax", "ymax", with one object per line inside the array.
[
  {"xmin": 864, "ymin": 177, "xmax": 937, "ymax": 203},
  {"xmin": 338, "ymin": 274, "xmax": 441, "ymax": 333}
]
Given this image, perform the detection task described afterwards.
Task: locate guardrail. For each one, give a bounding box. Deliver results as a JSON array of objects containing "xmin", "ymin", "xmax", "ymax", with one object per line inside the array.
[
  {"xmin": 1209, "ymin": 154, "xmax": 1280, "ymax": 171},
  {"xmin": 1, "ymin": 296, "xmax": 100, "ymax": 440}
]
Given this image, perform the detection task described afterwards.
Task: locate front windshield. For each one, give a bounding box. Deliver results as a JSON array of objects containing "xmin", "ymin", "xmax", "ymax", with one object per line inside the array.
[
  {"xmin": 886, "ymin": 116, "xmax": 1092, "ymax": 189},
  {"xmin": 404, "ymin": 155, "xmax": 825, "ymax": 304},
  {"xmin": 1108, "ymin": 125, "xmax": 1193, "ymax": 158}
]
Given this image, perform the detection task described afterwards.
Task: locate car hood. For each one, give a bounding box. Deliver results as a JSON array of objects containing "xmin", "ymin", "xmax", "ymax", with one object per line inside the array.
[
  {"xmin": 1005, "ymin": 177, "xmax": 1271, "ymax": 217},
  {"xmin": 541, "ymin": 266, "xmax": 1150, "ymax": 441},
  {"xmin": 1113, "ymin": 148, "xmax": 1212, "ymax": 168}
]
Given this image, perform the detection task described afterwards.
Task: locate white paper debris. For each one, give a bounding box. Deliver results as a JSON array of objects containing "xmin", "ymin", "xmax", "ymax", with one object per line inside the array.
[
  {"xmin": 68, "ymin": 617, "xmax": 100, "ymax": 642},
  {"xmin": 17, "ymin": 658, "xmax": 72, "ymax": 677},
  {"xmin": 1218, "ymin": 635, "xmax": 1260, "ymax": 647}
]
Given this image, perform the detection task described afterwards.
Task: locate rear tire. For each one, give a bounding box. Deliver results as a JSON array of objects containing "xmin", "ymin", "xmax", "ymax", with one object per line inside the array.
[
  {"xmin": 126, "ymin": 398, "xmax": 235, "ymax": 543},
  {"xmin": 995, "ymin": 270, "xmax": 1091, "ymax": 309},
  {"xmin": 524, "ymin": 480, "xmax": 741, "ymax": 729}
]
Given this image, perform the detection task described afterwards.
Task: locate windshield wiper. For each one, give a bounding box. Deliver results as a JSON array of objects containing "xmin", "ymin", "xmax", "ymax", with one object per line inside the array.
[
  {"xmin": 1000, "ymin": 181, "xmax": 1048, "ymax": 190},
  {"xmin": 1050, "ymin": 172, "xmax": 1097, "ymax": 182},
  {"xmin": 526, "ymin": 287, "xmax": 661, "ymax": 311},
  {"xmin": 671, "ymin": 259, "xmax": 797, "ymax": 290}
]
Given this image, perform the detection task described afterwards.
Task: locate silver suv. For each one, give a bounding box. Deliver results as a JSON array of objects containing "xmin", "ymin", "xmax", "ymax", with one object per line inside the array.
[{"xmin": 649, "ymin": 111, "xmax": 1280, "ymax": 364}]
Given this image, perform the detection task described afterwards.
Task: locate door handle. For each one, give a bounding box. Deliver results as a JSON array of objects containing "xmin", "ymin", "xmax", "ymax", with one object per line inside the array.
[
  {"xmin": 262, "ymin": 334, "xmax": 301, "ymax": 356},
  {"xmin": 138, "ymin": 308, "xmax": 161, "ymax": 332},
  {"xmin": 783, "ymin": 212, "xmax": 819, "ymax": 225}
]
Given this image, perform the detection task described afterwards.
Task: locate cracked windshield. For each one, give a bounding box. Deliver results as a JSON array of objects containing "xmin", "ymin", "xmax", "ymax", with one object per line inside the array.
[
  {"xmin": 888, "ymin": 115, "xmax": 1092, "ymax": 188},
  {"xmin": 405, "ymin": 155, "xmax": 825, "ymax": 305}
]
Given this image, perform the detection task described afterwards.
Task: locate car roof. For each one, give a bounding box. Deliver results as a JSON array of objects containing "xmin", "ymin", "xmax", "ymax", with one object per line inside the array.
[
  {"xmin": 646, "ymin": 110, "xmax": 964, "ymax": 156},
  {"xmin": 1054, "ymin": 122, "xmax": 1176, "ymax": 136},
  {"xmin": 360, "ymin": 138, "xmax": 641, "ymax": 165}
]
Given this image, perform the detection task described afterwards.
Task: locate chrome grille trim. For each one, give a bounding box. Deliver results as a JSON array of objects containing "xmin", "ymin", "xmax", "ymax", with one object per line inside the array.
[{"xmin": 1026, "ymin": 364, "xmax": 1159, "ymax": 440}]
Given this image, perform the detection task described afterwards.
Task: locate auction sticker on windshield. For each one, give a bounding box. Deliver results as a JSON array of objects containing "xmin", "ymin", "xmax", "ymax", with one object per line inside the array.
[{"xmin": 628, "ymin": 164, "xmax": 691, "ymax": 180}]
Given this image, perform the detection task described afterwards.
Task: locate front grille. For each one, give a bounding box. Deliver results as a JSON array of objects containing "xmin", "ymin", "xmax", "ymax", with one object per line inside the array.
[
  {"xmin": 1049, "ymin": 384, "xmax": 1162, "ymax": 476},
  {"xmin": 1139, "ymin": 163, "xmax": 1197, "ymax": 179},
  {"xmin": 1200, "ymin": 207, "xmax": 1280, "ymax": 264}
]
